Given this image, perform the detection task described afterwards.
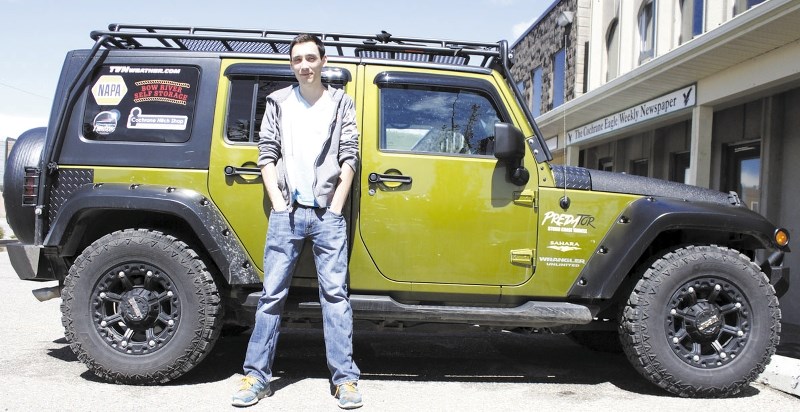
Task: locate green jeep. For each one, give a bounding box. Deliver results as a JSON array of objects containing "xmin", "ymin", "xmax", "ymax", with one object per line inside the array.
[{"xmin": 3, "ymin": 24, "xmax": 790, "ymax": 396}]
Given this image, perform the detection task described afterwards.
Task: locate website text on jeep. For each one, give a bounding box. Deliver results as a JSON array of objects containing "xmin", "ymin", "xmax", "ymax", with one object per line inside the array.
[{"xmin": 2, "ymin": 24, "xmax": 791, "ymax": 397}]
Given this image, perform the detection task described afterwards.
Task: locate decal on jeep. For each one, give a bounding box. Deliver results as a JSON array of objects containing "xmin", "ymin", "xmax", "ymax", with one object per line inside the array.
[
  {"xmin": 539, "ymin": 256, "xmax": 587, "ymax": 268},
  {"xmin": 127, "ymin": 107, "xmax": 188, "ymax": 130},
  {"xmin": 546, "ymin": 240, "xmax": 581, "ymax": 252},
  {"xmin": 133, "ymin": 80, "xmax": 191, "ymax": 105},
  {"xmin": 541, "ymin": 211, "xmax": 596, "ymax": 234},
  {"xmin": 91, "ymin": 75, "xmax": 128, "ymax": 106},
  {"xmin": 82, "ymin": 65, "xmax": 199, "ymax": 142},
  {"xmin": 92, "ymin": 110, "xmax": 120, "ymax": 135}
]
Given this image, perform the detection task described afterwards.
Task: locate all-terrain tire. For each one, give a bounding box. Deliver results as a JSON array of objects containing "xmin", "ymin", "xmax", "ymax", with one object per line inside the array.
[
  {"xmin": 61, "ymin": 229, "xmax": 223, "ymax": 384},
  {"xmin": 620, "ymin": 245, "xmax": 780, "ymax": 397}
]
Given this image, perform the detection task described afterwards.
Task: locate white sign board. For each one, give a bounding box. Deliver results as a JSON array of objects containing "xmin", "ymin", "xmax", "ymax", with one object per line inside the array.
[{"xmin": 567, "ymin": 84, "xmax": 696, "ymax": 145}]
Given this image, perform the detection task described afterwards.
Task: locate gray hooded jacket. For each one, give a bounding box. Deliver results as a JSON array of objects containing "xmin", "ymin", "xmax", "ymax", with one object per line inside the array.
[{"xmin": 256, "ymin": 85, "xmax": 360, "ymax": 209}]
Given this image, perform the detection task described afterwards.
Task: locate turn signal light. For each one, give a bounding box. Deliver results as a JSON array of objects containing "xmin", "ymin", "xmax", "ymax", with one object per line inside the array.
[{"xmin": 774, "ymin": 228, "xmax": 790, "ymax": 248}]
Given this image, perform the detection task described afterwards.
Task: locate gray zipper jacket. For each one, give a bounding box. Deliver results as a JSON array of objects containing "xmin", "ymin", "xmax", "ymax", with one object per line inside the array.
[{"xmin": 256, "ymin": 85, "xmax": 359, "ymax": 209}]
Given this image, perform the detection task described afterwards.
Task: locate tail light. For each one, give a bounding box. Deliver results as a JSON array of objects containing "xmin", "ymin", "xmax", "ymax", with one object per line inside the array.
[{"xmin": 23, "ymin": 167, "xmax": 40, "ymax": 206}]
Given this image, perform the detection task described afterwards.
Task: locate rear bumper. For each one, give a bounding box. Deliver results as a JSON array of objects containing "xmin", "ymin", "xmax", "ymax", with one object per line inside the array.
[{"xmin": 4, "ymin": 241, "xmax": 57, "ymax": 281}]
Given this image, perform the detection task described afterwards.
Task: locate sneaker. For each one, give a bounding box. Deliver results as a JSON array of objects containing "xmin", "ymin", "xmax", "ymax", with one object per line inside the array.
[
  {"xmin": 231, "ymin": 375, "xmax": 272, "ymax": 407},
  {"xmin": 335, "ymin": 381, "xmax": 363, "ymax": 409}
]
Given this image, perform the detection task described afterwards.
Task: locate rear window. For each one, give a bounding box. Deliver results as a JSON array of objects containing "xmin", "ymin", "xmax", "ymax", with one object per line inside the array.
[{"xmin": 82, "ymin": 65, "xmax": 200, "ymax": 143}]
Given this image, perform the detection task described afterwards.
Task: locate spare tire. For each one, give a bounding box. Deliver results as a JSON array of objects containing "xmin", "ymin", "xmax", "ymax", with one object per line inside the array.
[{"xmin": 3, "ymin": 127, "xmax": 46, "ymax": 243}]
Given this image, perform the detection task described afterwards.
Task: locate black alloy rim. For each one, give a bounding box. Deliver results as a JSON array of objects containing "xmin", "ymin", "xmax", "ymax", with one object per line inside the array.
[
  {"xmin": 665, "ymin": 276, "xmax": 751, "ymax": 369},
  {"xmin": 90, "ymin": 262, "xmax": 181, "ymax": 354}
]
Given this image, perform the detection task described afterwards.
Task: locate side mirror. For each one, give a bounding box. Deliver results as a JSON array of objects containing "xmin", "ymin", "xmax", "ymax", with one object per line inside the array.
[
  {"xmin": 494, "ymin": 122, "xmax": 529, "ymax": 186},
  {"xmin": 494, "ymin": 122, "xmax": 525, "ymax": 162}
]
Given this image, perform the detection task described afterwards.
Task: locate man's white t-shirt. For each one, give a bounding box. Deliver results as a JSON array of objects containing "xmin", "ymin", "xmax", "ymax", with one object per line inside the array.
[{"xmin": 281, "ymin": 87, "xmax": 335, "ymax": 207}]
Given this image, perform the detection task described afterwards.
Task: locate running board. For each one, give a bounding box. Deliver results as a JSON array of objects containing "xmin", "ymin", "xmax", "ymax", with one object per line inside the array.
[{"xmin": 304, "ymin": 295, "xmax": 594, "ymax": 328}]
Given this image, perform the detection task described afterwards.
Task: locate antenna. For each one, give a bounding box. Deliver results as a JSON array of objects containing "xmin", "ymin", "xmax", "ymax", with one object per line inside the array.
[{"xmin": 556, "ymin": 11, "xmax": 574, "ymax": 210}]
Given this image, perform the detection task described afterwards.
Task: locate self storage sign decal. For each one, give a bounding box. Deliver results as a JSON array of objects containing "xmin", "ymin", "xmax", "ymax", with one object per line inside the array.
[{"xmin": 133, "ymin": 80, "xmax": 191, "ymax": 105}]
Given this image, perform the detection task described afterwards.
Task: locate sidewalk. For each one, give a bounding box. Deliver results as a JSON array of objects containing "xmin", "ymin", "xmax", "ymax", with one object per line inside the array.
[{"xmin": 758, "ymin": 355, "xmax": 800, "ymax": 397}]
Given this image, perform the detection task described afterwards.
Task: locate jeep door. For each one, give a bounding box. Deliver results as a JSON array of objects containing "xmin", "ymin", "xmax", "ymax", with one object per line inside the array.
[
  {"xmin": 358, "ymin": 67, "xmax": 539, "ymax": 287},
  {"xmin": 208, "ymin": 60, "xmax": 358, "ymax": 278}
]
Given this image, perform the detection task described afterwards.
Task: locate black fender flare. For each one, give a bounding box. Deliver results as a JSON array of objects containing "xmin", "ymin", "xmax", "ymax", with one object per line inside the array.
[
  {"xmin": 45, "ymin": 183, "xmax": 260, "ymax": 285},
  {"xmin": 567, "ymin": 196, "xmax": 786, "ymax": 300}
]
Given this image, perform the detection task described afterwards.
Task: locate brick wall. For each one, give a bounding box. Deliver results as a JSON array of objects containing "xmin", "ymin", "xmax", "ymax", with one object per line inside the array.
[{"xmin": 511, "ymin": 0, "xmax": 579, "ymax": 115}]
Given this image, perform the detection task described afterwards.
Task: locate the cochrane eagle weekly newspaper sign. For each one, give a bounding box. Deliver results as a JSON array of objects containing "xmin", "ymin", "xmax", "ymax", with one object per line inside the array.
[{"xmin": 567, "ymin": 84, "xmax": 697, "ymax": 144}]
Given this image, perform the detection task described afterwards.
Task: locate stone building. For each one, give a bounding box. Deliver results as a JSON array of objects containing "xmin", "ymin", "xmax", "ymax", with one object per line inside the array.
[{"xmin": 512, "ymin": 0, "xmax": 800, "ymax": 354}]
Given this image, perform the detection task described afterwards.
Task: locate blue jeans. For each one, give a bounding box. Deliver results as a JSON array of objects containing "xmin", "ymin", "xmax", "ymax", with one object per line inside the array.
[{"xmin": 242, "ymin": 206, "xmax": 360, "ymax": 386}]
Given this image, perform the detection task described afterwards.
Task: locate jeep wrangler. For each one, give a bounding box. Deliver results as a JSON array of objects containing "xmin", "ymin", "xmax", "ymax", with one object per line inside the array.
[{"xmin": 3, "ymin": 24, "xmax": 791, "ymax": 397}]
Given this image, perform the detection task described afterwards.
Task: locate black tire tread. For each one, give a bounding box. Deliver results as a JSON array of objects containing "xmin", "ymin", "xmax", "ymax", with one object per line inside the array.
[
  {"xmin": 60, "ymin": 229, "xmax": 222, "ymax": 384},
  {"xmin": 620, "ymin": 245, "xmax": 781, "ymax": 397}
]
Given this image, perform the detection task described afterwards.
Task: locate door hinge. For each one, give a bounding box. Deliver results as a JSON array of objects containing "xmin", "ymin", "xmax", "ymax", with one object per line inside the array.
[
  {"xmin": 510, "ymin": 248, "xmax": 535, "ymax": 267},
  {"xmin": 513, "ymin": 189, "xmax": 537, "ymax": 208}
]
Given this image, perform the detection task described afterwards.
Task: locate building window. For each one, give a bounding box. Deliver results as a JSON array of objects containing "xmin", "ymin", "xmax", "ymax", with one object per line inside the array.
[
  {"xmin": 638, "ymin": 0, "xmax": 656, "ymax": 64},
  {"xmin": 531, "ymin": 66, "xmax": 543, "ymax": 117},
  {"xmin": 680, "ymin": 0, "xmax": 704, "ymax": 44},
  {"xmin": 724, "ymin": 142, "xmax": 761, "ymax": 212},
  {"xmin": 670, "ymin": 152, "xmax": 691, "ymax": 183},
  {"xmin": 630, "ymin": 159, "xmax": 649, "ymax": 177},
  {"xmin": 599, "ymin": 157, "xmax": 613, "ymax": 172},
  {"xmin": 605, "ymin": 19, "xmax": 620, "ymax": 82},
  {"xmin": 552, "ymin": 48, "xmax": 566, "ymax": 108},
  {"xmin": 736, "ymin": 0, "xmax": 766, "ymax": 14}
]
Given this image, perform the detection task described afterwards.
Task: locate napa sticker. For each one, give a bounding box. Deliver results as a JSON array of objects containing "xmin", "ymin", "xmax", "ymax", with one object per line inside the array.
[
  {"xmin": 547, "ymin": 241, "xmax": 581, "ymax": 252},
  {"xmin": 91, "ymin": 75, "xmax": 128, "ymax": 106},
  {"xmin": 127, "ymin": 107, "xmax": 188, "ymax": 130},
  {"xmin": 541, "ymin": 211, "xmax": 596, "ymax": 234},
  {"xmin": 92, "ymin": 110, "xmax": 120, "ymax": 135}
]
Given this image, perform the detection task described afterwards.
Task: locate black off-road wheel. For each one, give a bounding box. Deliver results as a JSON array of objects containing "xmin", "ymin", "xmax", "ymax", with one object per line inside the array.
[
  {"xmin": 621, "ymin": 245, "xmax": 780, "ymax": 397},
  {"xmin": 61, "ymin": 229, "xmax": 223, "ymax": 384}
]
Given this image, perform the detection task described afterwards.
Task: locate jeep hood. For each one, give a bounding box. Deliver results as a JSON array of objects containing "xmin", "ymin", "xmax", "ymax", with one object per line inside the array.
[{"xmin": 551, "ymin": 165, "xmax": 739, "ymax": 206}]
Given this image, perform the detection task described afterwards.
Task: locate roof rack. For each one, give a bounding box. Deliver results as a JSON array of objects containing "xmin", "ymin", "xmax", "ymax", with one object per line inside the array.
[{"xmin": 90, "ymin": 24, "xmax": 509, "ymax": 69}]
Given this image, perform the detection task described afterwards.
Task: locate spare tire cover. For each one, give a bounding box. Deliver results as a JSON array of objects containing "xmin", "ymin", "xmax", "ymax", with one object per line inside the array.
[{"xmin": 3, "ymin": 127, "xmax": 46, "ymax": 243}]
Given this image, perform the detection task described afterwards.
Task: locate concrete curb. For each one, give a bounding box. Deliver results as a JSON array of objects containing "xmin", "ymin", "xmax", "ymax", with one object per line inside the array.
[{"xmin": 758, "ymin": 355, "xmax": 800, "ymax": 397}]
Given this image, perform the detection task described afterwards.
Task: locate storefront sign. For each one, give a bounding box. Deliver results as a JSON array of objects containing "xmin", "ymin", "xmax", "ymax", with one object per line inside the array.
[{"xmin": 567, "ymin": 84, "xmax": 696, "ymax": 145}]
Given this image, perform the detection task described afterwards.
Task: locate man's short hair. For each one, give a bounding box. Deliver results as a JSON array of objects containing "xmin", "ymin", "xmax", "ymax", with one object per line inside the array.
[{"xmin": 289, "ymin": 34, "xmax": 326, "ymax": 58}]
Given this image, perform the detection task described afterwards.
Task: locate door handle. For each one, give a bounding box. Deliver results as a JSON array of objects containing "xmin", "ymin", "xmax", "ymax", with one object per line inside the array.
[
  {"xmin": 368, "ymin": 172, "xmax": 412, "ymax": 184},
  {"xmin": 224, "ymin": 166, "xmax": 261, "ymax": 177}
]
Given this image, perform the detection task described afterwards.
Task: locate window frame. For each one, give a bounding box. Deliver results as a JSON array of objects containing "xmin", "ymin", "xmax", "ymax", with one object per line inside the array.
[
  {"xmin": 81, "ymin": 64, "xmax": 201, "ymax": 144},
  {"xmin": 552, "ymin": 47, "xmax": 566, "ymax": 108},
  {"xmin": 223, "ymin": 64, "xmax": 351, "ymax": 144},
  {"xmin": 605, "ymin": 18, "xmax": 620, "ymax": 82},
  {"xmin": 374, "ymin": 71, "xmax": 511, "ymax": 158},
  {"xmin": 638, "ymin": 0, "xmax": 656, "ymax": 64},
  {"xmin": 531, "ymin": 66, "xmax": 543, "ymax": 117}
]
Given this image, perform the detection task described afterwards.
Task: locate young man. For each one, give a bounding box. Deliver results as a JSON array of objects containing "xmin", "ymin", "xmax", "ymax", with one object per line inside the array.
[{"xmin": 232, "ymin": 34, "xmax": 362, "ymax": 409}]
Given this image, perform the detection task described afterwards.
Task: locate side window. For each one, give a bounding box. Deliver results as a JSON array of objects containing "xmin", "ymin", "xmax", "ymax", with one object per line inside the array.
[
  {"xmin": 380, "ymin": 85, "xmax": 501, "ymax": 156},
  {"xmin": 83, "ymin": 65, "xmax": 200, "ymax": 143},
  {"xmin": 226, "ymin": 77, "xmax": 294, "ymax": 143},
  {"xmin": 226, "ymin": 75, "xmax": 345, "ymax": 143}
]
